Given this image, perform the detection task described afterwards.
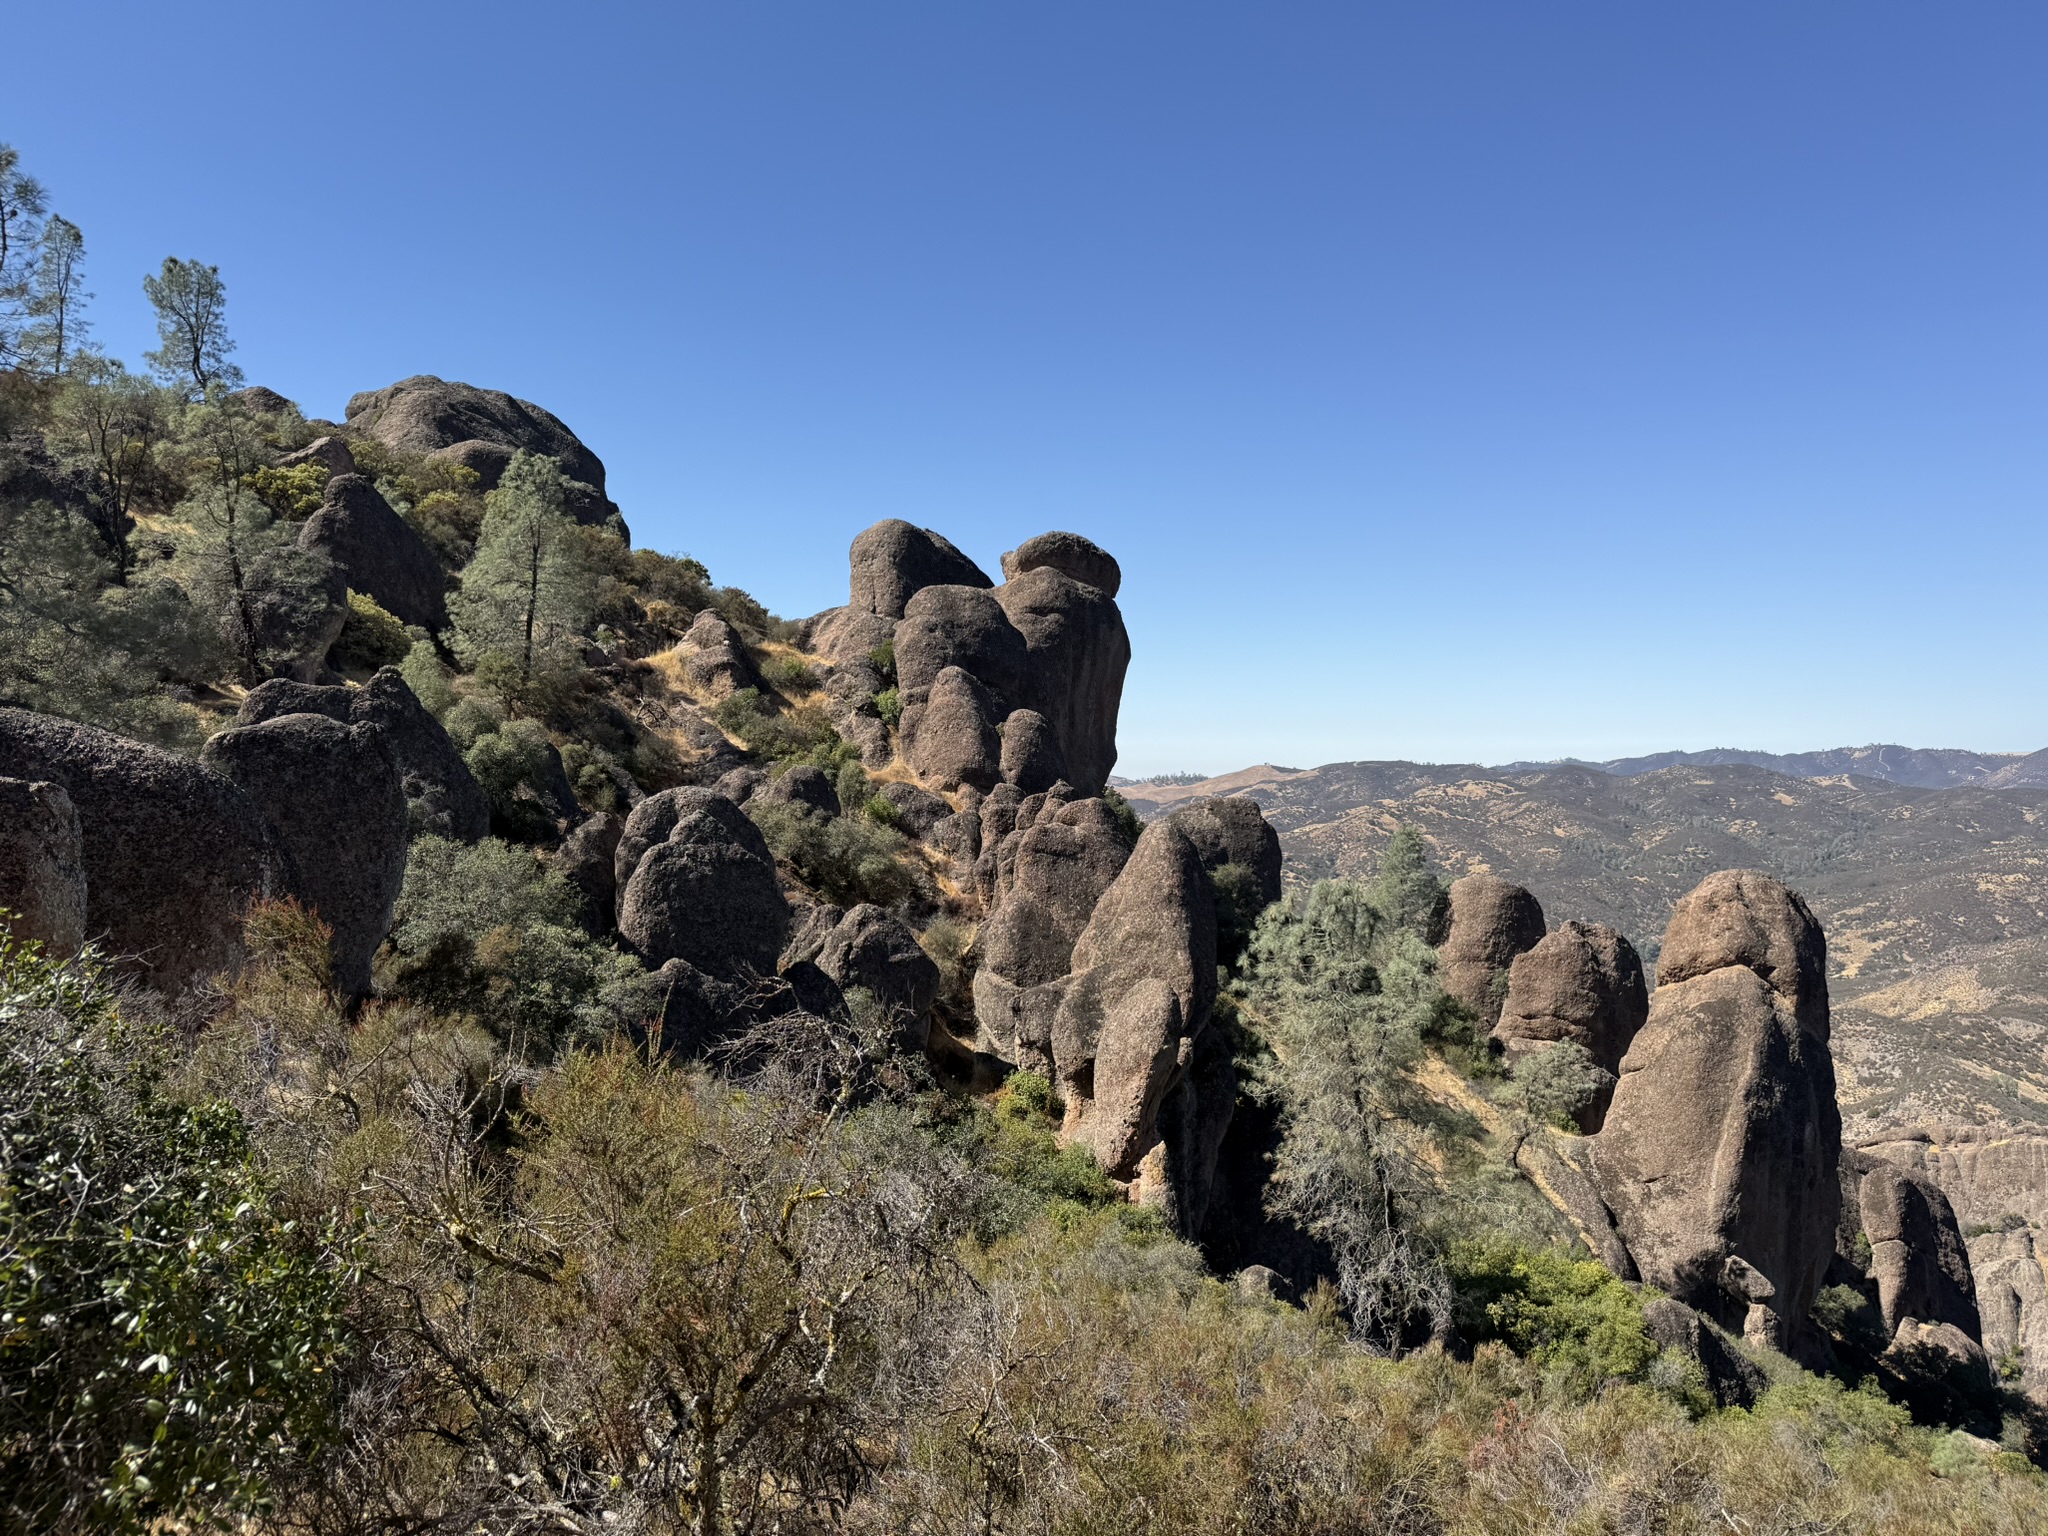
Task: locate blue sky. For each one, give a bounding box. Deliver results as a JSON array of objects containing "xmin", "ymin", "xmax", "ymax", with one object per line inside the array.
[{"xmin": 12, "ymin": 3, "xmax": 2045, "ymax": 774}]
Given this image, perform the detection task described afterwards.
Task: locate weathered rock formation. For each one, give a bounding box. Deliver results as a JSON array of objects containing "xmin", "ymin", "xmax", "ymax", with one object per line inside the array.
[
  {"xmin": 678, "ymin": 610, "xmax": 763, "ymax": 701},
  {"xmin": 1001, "ymin": 530, "xmax": 1121, "ymax": 598},
  {"xmin": 553, "ymin": 812, "xmax": 624, "ymax": 937},
  {"xmin": 999, "ymin": 708, "xmax": 1066, "ymax": 794},
  {"xmin": 0, "ymin": 777, "xmax": 87, "ymax": 954},
  {"xmin": 1590, "ymin": 870, "xmax": 1841, "ymax": 1347},
  {"xmin": 1166, "ymin": 795, "xmax": 1284, "ymax": 908},
  {"xmin": 1439, "ymin": 873, "xmax": 1546, "ymax": 1026},
  {"xmin": 238, "ymin": 669, "xmax": 489, "ymax": 841},
  {"xmin": 343, "ymin": 375, "xmax": 622, "ymax": 531},
  {"xmin": 615, "ymin": 788, "xmax": 789, "ymax": 975},
  {"xmin": 1854, "ymin": 1156, "xmax": 1981, "ymax": 1341},
  {"xmin": 757, "ymin": 764, "xmax": 841, "ymax": 819},
  {"xmin": 851, "ymin": 520, "xmax": 993, "ymax": 619},
  {"xmin": 992, "ymin": 564, "xmax": 1129, "ymax": 797},
  {"xmin": 816, "ymin": 904, "xmax": 940, "ymax": 1038},
  {"xmin": 905, "ymin": 666, "xmax": 1003, "ymax": 791},
  {"xmin": 277, "ymin": 435, "xmax": 357, "ymax": 481},
  {"xmin": 1493, "ymin": 920, "xmax": 1648, "ymax": 1131},
  {"xmin": 201, "ymin": 712, "xmax": 409, "ymax": 998},
  {"xmin": 0, "ymin": 709, "xmax": 293, "ymax": 992},
  {"xmin": 298, "ymin": 474, "xmax": 449, "ymax": 634}
]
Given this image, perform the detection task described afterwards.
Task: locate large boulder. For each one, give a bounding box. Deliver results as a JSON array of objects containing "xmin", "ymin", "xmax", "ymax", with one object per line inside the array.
[
  {"xmin": 1856, "ymin": 1159, "xmax": 1980, "ymax": 1341},
  {"xmin": 1166, "ymin": 795, "xmax": 1283, "ymax": 908},
  {"xmin": 297, "ymin": 474, "xmax": 449, "ymax": 633},
  {"xmin": 238, "ymin": 669, "xmax": 488, "ymax": 841},
  {"xmin": 616, "ymin": 789, "xmax": 788, "ymax": 974},
  {"xmin": 343, "ymin": 376, "xmax": 621, "ymax": 530},
  {"xmin": 1655, "ymin": 868, "xmax": 1831, "ymax": 1039},
  {"xmin": 999, "ymin": 708, "xmax": 1067, "ymax": 794},
  {"xmin": 1590, "ymin": 870, "xmax": 1840, "ymax": 1345},
  {"xmin": 243, "ymin": 547, "xmax": 348, "ymax": 684},
  {"xmin": 1439, "ymin": 873, "xmax": 1546, "ymax": 1026},
  {"xmin": 993, "ymin": 566, "xmax": 1129, "ymax": 797},
  {"xmin": 848, "ymin": 519, "xmax": 992, "ymax": 619},
  {"xmin": 903, "ymin": 666, "xmax": 1003, "ymax": 792},
  {"xmin": 0, "ymin": 709, "xmax": 292, "ymax": 992},
  {"xmin": 0, "ymin": 777, "xmax": 87, "ymax": 954},
  {"xmin": 1000, "ymin": 530, "xmax": 1121, "ymax": 599},
  {"xmin": 816, "ymin": 904, "xmax": 940, "ymax": 1038},
  {"xmin": 277, "ymin": 435, "xmax": 356, "ymax": 482},
  {"xmin": 1052, "ymin": 820, "xmax": 1218, "ymax": 1177},
  {"xmin": 1969, "ymin": 1228, "xmax": 2048, "ymax": 1402},
  {"xmin": 895, "ymin": 585, "xmax": 1029, "ymax": 705},
  {"xmin": 202, "ymin": 713, "xmax": 409, "ymax": 998},
  {"xmin": 1493, "ymin": 920, "xmax": 1649, "ymax": 1131},
  {"xmin": 678, "ymin": 610, "xmax": 763, "ymax": 701},
  {"xmin": 757, "ymin": 764, "xmax": 841, "ymax": 819}
]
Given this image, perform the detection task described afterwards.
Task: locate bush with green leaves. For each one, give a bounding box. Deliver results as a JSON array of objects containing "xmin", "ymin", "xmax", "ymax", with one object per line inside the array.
[
  {"xmin": 0, "ymin": 931, "xmax": 351, "ymax": 1532},
  {"xmin": 330, "ymin": 589, "xmax": 412, "ymax": 672},
  {"xmin": 383, "ymin": 836, "xmax": 652, "ymax": 1051},
  {"xmin": 748, "ymin": 798, "xmax": 922, "ymax": 908},
  {"xmin": 1447, "ymin": 1236, "xmax": 1659, "ymax": 1400},
  {"xmin": 463, "ymin": 717, "xmax": 567, "ymax": 840},
  {"xmin": 713, "ymin": 686, "xmax": 860, "ymax": 768},
  {"xmin": 871, "ymin": 685, "xmax": 902, "ymax": 730},
  {"xmin": 1502, "ymin": 1039, "xmax": 1611, "ymax": 1130}
]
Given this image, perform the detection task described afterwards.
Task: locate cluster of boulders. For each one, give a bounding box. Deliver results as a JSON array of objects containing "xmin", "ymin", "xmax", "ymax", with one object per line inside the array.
[
  {"xmin": 799, "ymin": 521, "xmax": 1129, "ymax": 797},
  {"xmin": 0, "ymin": 667, "xmax": 485, "ymax": 997}
]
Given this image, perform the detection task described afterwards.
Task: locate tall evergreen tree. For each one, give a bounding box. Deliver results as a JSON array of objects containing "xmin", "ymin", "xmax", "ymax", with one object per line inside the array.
[
  {"xmin": 21, "ymin": 214, "xmax": 89, "ymax": 375},
  {"xmin": 1368, "ymin": 821, "xmax": 1449, "ymax": 939},
  {"xmin": 143, "ymin": 256, "xmax": 242, "ymax": 396},
  {"xmin": 0, "ymin": 143, "xmax": 49, "ymax": 367},
  {"xmin": 450, "ymin": 451, "xmax": 598, "ymax": 687},
  {"xmin": 49, "ymin": 359, "xmax": 167, "ymax": 575}
]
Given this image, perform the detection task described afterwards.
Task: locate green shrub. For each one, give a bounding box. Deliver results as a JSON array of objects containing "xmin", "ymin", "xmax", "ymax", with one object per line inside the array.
[
  {"xmin": 398, "ymin": 637, "xmax": 457, "ymax": 716},
  {"xmin": 0, "ymin": 932, "xmax": 351, "ymax": 1532},
  {"xmin": 764, "ymin": 654, "xmax": 817, "ymax": 695},
  {"xmin": 1100, "ymin": 786, "xmax": 1143, "ymax": 850},
  {"xmin": 748, "ymin": 799, "xmax": 921, "ymax": 907},
  {"xmin": 1503, "ymin": 1040, "xmax": 1610, "ymax": 1130},
  {"xmin": 383, "ymin": 836, "xmax": 651, "ymax": 1051},
  {"xmin": 241, "ymin": 460, "xmax": 329, "ymax": 518},
  {"xmin": 835, "ymin": 758, "xmax": 872, "ymax": 815},
  {"xmin": 715, "ymin": 687, "xmax": 859, "ymax": 768},
  {"xmin": 463, "ymin": 719, "xmax": 566, "ymax": 840},
  {"xmin": 331, "ymin": 589, "xmax": 413, "ymax": 672},
  {"xmin": 871, "ymin": 685, "xmax": 902, "ymax": 730},
  {"xmin": 1447, "ymin": 1237, "xmax": 1658, "ymax": 1399},
  {"xmin": 867, "ymin": 638, "xmax": 895, "ymax": 683}
]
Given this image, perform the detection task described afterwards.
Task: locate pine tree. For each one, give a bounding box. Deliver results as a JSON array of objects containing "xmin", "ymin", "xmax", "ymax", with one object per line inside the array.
[
  {"xmin": 143, "ymin": 257, "xmax": 242, "ymax": 396},
  {"xmin": 21, "ymin": 214, "xmax": 90, "ymax": 376},
  {"xmin": 0, "ymin": 143, "xmax": 49, "ymax": 367},
  {"xmin": 1368, "ymin": 822, "xmax": 1448, "ymax": 938},
  {"xmin": 450, "ymin": 451, "xmax": 597, "ymax": 688}
]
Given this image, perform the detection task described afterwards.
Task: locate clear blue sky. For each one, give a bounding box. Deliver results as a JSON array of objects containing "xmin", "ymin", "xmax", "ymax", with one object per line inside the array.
[{"xmin": 12, "ymin": 3, "xmax": 2045, "ymax": 774}]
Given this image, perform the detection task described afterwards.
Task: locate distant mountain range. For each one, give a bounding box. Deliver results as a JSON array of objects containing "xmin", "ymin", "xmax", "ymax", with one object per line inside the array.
[{"xmin": 1120, "ymin": 750, "xmax": 2048, "ymax": 1139}]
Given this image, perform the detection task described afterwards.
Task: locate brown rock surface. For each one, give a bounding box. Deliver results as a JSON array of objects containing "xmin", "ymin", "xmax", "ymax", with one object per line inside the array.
[
  {"xmin": 1166, "ymin": 795, "xmax": 1284, "ymax": 908},
  {"xmin": 678, "ymin": 610, "xmax": 762, "ymax": 701},
  {"xmin": 0, "ymin": 777, "xmax": 87, "ymax": 954},
  {"xmin": 1656, "ymin": 868, "xmax": 1830, "ymax": 1039},
  {"xmin": 904, "ymin": 666, "xmax": 1002, "ymax": 792},
  {"xmin": 847, "ymin": 519, "xmax": 992, "ymax": 619},
  {"xmin": 1493, "ymin": 919, "xmax": 1648, "ymax": 1129},
  {"xmin": 993, "ymin": 565, "xmax": 1129, "ymax": 797},
  {"xmin": 1591, "ymin": 870, "xmax": 1840, "ymax": 1340},
  {"xmin": 1000, "ymin": 530, "xmax": 1122, "ymax": 599},
  {"xmin": 1856, "ymin": 1160, "xmax": 1980, "ymax": 1340},
  {"xmin": 297, "ymin": 473, "xmax": 449, "ymax": 633},
  {"xmin": 999, "ymin": 708, "xmax": 1066, "ymax": 794},
  {"xmin": 1439, "ymin": 872, "xmax": 1546, "ymax": 1025}
]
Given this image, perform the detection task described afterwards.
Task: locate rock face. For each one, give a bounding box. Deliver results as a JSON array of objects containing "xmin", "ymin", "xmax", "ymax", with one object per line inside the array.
[
  {"xmin": 298, "ymin": 474, "xmax": 450, "ymax": 633},
  {"xmin": 277, "ymin": 435, "xmax": 357, "ymax": 481},
  {"xmin": 616, "ymin": 789, "xmax": 788, "ymax": 975},
  {"xmin": 0, "ymin": 709, "xmax": 292, "ymax": 992},
  {"xmin": 1590, "ymin": 870, "xmax": 1840, "ymax": 1344},
  {"xmin": 993, "ymin": 566, "xmax": 1129, "ymax": 797},
  {"xmin": 1493, "ymin": 920, "xmax": 1648, "ymax": 1130},
  {"xmin": 849, "ymin": 519, "xmax": 992, "ymax": 618},
  {"xmin": 1969, "ymin": 1229, "xmax": 2048, "ymax": 1401},
  {"xmin": 238, "ymin": 669, "xmax": 488, "ymax": 842},
  {"xmin": 758, "ymin": 764, "xmax": 841, "ymax": 819},
  {"xmin": 343, "ymin": 376, "xmax": 621, "ymax": 530},
  {"xmin": 0, "ymin": 777, "xmax": 87, "ymax": 954},
  {"xmin": 1052, "ymin": 820, "xmax": 1218, "ymax": 1179},
  {"xmin": 202, "ymin": 713, "xmax": 409, "ymax": 998},
  {"xmin": 896, "ymin": 586, "xmax": 1029, "ymax": 704},
  {"xmin": 553, "ymin": 812, "xmax": 624, "ymax": 937},
  {"xmin": 1166, "ymin": 795, "xmax": 1284, "ymax": 908},
  {"xmin": 999, "ymin": 709, "xmax": 1066, "ymax": 793},
  {"xmin": 1000, "ymin": 530, "xmax": 1121, "ymax": 599},
  {"xmin": 816, "ymin": 904, "xmax": 940, "ymax": 1037},
  {"xmin": 1439, "ymin": 873, "xmax": 1546, "ymax": 1026},
  {"xmin": 1855, "ymin": 1159, "xmax": 1980, "ymax": 1341},
  {"xmin": 904, "ymin": 667, "xmax": 1003, "ymax": 792},
  {"xmin": 678, "ymin": 610, "xmax": 762, "ymax": 701}
]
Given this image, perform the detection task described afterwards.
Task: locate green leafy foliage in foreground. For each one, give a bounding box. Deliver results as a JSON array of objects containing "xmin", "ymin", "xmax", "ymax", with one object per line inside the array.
[{"xmin": 0, "ymin": 932, "xmax": 350, "ymax": 1533}]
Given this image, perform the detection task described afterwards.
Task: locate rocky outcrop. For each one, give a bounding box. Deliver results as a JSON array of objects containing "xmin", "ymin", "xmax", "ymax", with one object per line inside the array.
[
  {"xmin": 1493, "ymin": 920, "xmax": 1648, "ymax": 1131},
  {"xmin": 343, "ymin": 375, "xmax": 621, "ymax": 530},
  {"xmin": 816, "ymin": 904, "xmax": 940, "ymax": 1039},
  {"xmin": 678, "ymin": 610, "xmax": 762, "ymax": 701},
  {"xmin": 1166, "ymin": 795, "xmax": 1284, "ymax": 908},
  {"xmin": 1439, "ymin": 873, "xmax": 1546, "ymax": 1026},
  {"xmin": 904, "ymin": 666, "xmax": 1003, "ymax": 792},
  {"xmin": 1968, "ymin": 1229, "xmax": 2048, "ymax": 1401},
  {"xmin": 616, "ymin": 789, "xmax": 788, "ymax": 975},
  {"xmin": 1000, "ymin": 530, "xmax": 1121, "ymax": 599},
  {"xmin": 993, "ymin": 566, "xmax": 1128, "ymax": 797},
  {"xmin": 758, "ymin": 764, "xmax": 841, "ymax": 819},
  {"xmin": 201, "ymin": 712, "xmax": 409, "ymax": 998},
  {"xmin": 553, "ymin": 812, "xmax": 624, "ymax": 937},
  {"xmin": 277, "ymin": 435, "xmax": 356, "ymax": 481},
  {"xmin": 1052, "ymin": 820, "xmax": 1218, "ymax": 1179},
  {"xmin": 849, "ymin": 520, "xmax": 992, "ymax": 618},
  {"xmin": 0, "ymin": 709, "xmax": 292, "ymax": 992},
  {"xmin": 999, "ymin": 709, "xmax": 1066, "ymax": 793},
  {"xmin": 298, "ymin": 474, "xmax": 449, "ymax": 634},
  {"xmin": 1855, "ymin": 1158, "xmax": 1980, "ymax": 1341},
  {"xmin": 239, "ymin": 669, "xmax": 488, "ymax": 842},
  {"xmin": 243, "ymin": 548, "xmax": 348, "ymax": 684},
  {"xmin": 0, "ymin": 778, "xmax": 87, "ymax": 954},
  {"xmin": 875, "ymin": 781, "xmax": 950, "ymax": 837},
  {"xmin": 1640, "ymin": 1298, "xmax": 1768, "ymax": 1408},
  {"xmin": 896, "ymin": 586, "xmax": 1030, "ymax": 705},
  {"xmin": 1590, "ymin": 870, "xmax": 1840, "ymax": 1346}
]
